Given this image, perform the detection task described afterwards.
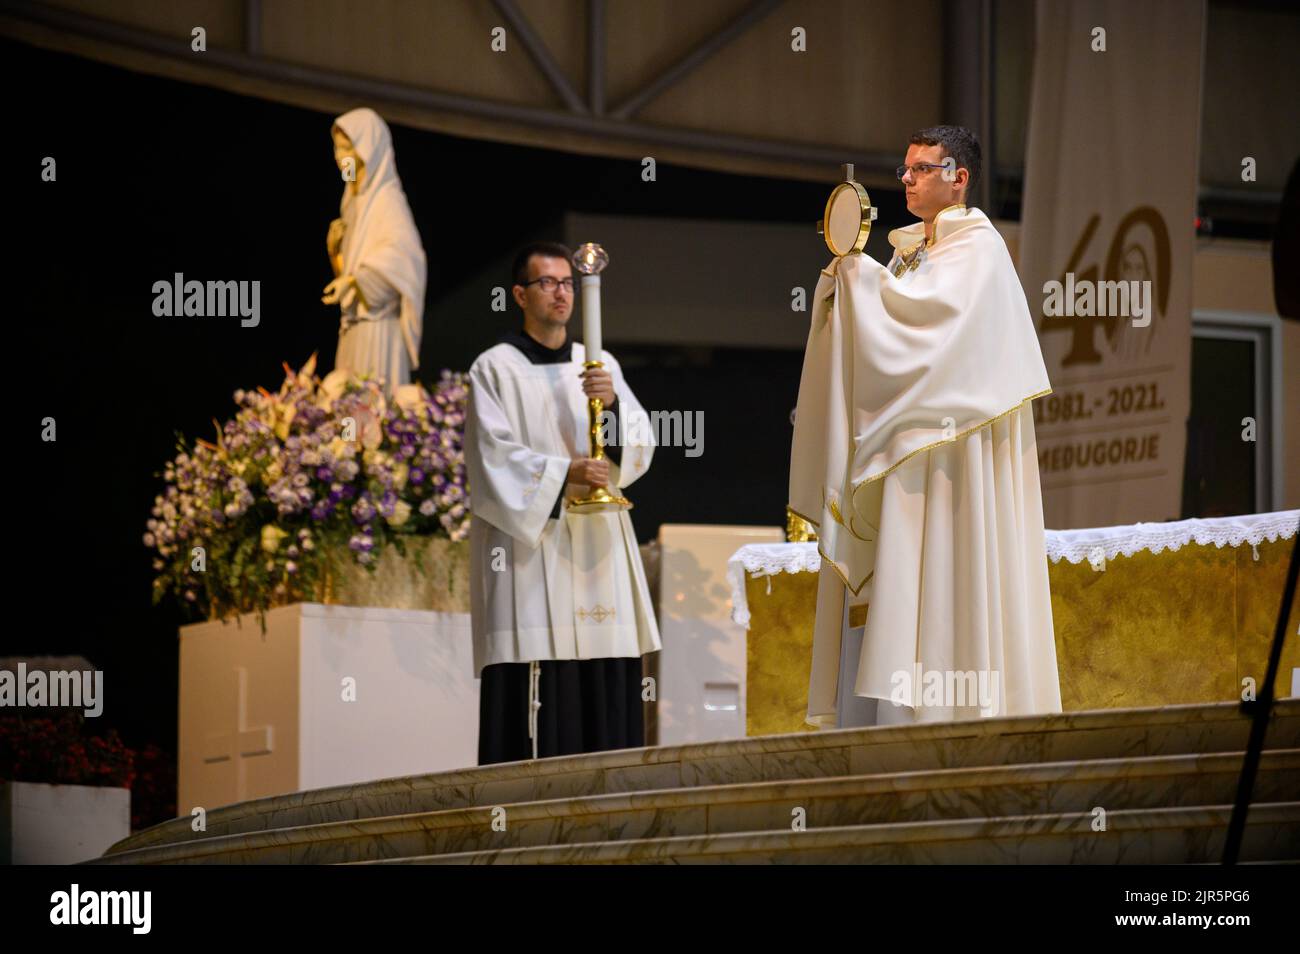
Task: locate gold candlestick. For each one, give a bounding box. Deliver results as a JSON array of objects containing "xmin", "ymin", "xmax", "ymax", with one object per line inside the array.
[
  {"xmin": 567, "ymin": 360, "xmax": 633, "ymax": 514},
  {"xmin": 567, "ymin": 243, "xmax": 631, "ymax": 515}
]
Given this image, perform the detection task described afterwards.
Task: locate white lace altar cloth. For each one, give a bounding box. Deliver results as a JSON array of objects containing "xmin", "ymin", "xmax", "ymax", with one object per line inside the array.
[{"xmin": 727, "ymin": 510, "xmax": 1298, "ymax": 629}]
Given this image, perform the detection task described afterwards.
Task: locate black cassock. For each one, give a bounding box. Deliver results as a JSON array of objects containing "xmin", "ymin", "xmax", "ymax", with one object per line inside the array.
[{"xmin": 476, "ymin": 329, "xmax": 645, "ymax": 766}]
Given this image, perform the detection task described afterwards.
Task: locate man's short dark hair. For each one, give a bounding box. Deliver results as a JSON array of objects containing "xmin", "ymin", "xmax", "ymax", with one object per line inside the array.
[
  {"xmin": 908, "ymin": 125, "xmax": 981, "ymax": 202},
  {"xmin": 512, "ymin": 241, "xmax": 573, "ymax": 287}
]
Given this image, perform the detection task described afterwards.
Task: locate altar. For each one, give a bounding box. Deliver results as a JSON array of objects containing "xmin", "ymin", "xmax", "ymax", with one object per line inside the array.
[{"xmin": 730, "ymin": 511, "xmax": 1300, "ymax": 736}]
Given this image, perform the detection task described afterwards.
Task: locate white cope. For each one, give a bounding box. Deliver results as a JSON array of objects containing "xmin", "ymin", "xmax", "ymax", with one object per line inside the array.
[{"xmin": 790, "ymin": 205, "xmax": 1062, "ymax": 727}]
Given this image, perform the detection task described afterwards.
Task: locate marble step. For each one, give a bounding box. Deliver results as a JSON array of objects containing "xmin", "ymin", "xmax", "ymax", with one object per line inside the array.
[
  {"xmin": 108, "ymin": 699, "xmax": 1300, "ymax": 856},
  {"xmin": 107, "ymin": 699, "xmax": 1300, "ymax": 856},
  {"xmin": 361, "ymin": 802, "xmax": 1300, "ymax": 865},
  {"xmin": 90, "ymin": 748, "xmax": 1299, "ymax": 865}
]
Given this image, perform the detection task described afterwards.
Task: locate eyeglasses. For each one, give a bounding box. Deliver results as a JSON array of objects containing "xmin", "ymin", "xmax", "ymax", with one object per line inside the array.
[
  {"xmin": 523, "ymin": 277, "xmax": 575, "ymax": 293},
  {"xmin": 895, "ymin": 162, "xmax": 949, "ymax": 181}
]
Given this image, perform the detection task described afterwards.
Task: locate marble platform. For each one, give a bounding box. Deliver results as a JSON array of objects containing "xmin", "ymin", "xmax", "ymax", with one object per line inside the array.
[{"xmin": 93, "ymin": 699, "xmax": 1300, "ymax": 865}]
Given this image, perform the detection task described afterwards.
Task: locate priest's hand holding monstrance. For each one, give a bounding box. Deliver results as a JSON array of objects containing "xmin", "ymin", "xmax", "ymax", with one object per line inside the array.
[{"xmin": 785, "ymin": 166, "xmax": 878, "ymax": 541}]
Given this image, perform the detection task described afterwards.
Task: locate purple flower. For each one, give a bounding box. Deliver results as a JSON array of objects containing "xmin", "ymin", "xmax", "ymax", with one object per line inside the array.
[{"xmin": 351, "ymin": 496, "xmax": 376, "ymax": 525}]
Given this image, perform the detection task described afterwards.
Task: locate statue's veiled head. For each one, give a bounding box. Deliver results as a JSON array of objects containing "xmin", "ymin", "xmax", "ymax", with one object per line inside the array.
[
  {"xmin": 331, "ymin": 125, "xmax": 364, "ymax": 189},
  {"xmin": 331, "ymin": 108, "xmax": 397, "ymax": 194}
]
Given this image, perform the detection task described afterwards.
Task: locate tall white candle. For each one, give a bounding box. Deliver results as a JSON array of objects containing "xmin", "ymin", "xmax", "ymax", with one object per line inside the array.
[{"xmin": 581, "ymin": 273, "xmax": 602, "ymax": 361}]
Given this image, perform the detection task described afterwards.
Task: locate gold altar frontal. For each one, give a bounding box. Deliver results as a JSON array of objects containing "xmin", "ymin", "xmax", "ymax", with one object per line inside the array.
[{"xmin": 744, "ymin": 537, "xmax": 1300, "ymax": 736}]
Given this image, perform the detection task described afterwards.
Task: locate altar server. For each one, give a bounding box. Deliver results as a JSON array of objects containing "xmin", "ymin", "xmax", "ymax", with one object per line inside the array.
[
  {"xmin": 466, "ymin": 242, "xmax": 660, "ymax": 764},
  {"xmin": 791, "ymin": 126, "xmax": 1062, "ymax": 726}
]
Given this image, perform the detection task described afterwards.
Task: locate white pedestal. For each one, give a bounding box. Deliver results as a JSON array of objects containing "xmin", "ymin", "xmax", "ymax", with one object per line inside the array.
[
  {"xmin": 655, "ymin": 524, "xmax": 785, "ymax": 745},
  {"xmin": 1, "ymin": 781, "xmax": 130, "ymax": 864},
  {"xmin": 178, "ymin": 603, "xmax": 477, "ymax": 814}
]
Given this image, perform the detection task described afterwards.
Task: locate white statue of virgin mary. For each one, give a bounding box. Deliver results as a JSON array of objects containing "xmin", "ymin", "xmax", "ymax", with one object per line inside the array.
[{"xmin": 322, "ymin": 108, "xmax": 427, "ymax": 393}]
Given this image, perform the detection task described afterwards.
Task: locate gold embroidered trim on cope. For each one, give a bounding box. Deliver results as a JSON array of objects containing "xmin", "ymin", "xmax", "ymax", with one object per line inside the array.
[
  {"xmin": 818, "ymin": 547, "xmax": 874, "ymax": 596},
  {"xmin": 789, "ymin": 484, "xmax": 836, "ymax": 529},
  {"xmin": 933, "ymin": 202, "xmax": 967, "ymax": 223},
  {"xmin": 797, "ymin": 389, "xmax": 1052, "ymax": 578},
  {"xmin": 889, "ymin": 203, "xmax": 968, "ymax": 277},
  {"xmin": 851, "ymin": 388, "xmax": 1052, "ymax": 492},
  {"xmin": 847, "ymin": 511, "xmax": 876, "ymax": 543}
]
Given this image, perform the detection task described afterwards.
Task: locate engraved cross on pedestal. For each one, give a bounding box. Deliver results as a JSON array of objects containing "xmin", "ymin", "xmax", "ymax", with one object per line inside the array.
[{"xmin": 201, "ymin": 666, "xmax": 274, "ymax": 802}]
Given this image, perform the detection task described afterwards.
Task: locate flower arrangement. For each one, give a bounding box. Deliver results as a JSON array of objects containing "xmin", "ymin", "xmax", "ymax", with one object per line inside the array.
[
  {"xmin": 0, "ymin": 712, "xmax": 133, "ymax": 788},
  {"xmin": 0, "ymin": 713, "xmax": 177, "ymax": 830},
  {"xmin": 145, "ymin": 356, "xmax": 470, "ymax": 621}
]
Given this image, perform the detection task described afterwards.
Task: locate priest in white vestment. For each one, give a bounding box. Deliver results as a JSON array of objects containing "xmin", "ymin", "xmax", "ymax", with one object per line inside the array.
[
  {"xmin": 790, "ymin": 126, "xmax": 1062, "ymax": 727},
  {"xmin": 323, "ymin": 108, "xmax": 426, "ymax": 394},
  {"xmin": 466, "ymin": 242, "xmax": 661, "ymax": 764}
]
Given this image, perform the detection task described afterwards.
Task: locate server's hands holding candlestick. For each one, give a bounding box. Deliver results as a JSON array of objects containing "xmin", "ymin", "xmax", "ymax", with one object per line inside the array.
[{"xmin": 580, "ymin": 365, "xmax": 616, "ymax": 405}]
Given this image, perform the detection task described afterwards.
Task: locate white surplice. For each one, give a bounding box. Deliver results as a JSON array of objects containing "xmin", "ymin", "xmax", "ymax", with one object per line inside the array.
[
  {"xmin": 790, "ymin": 205, "xmax": 1062, "ymax": 727},
  {"xmin": 466, "ymin": 341, "xmax": 662, "ymax": 675}
]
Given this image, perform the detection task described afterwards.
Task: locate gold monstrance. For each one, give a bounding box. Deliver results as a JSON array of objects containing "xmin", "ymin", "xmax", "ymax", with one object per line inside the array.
[
  {"xmin": 567, "ymin": 242, "xmax": 632, "ymax": 514},
  {"xmin": 818, "ymin": 162, "xmax": 876, "ymax": 257}
]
